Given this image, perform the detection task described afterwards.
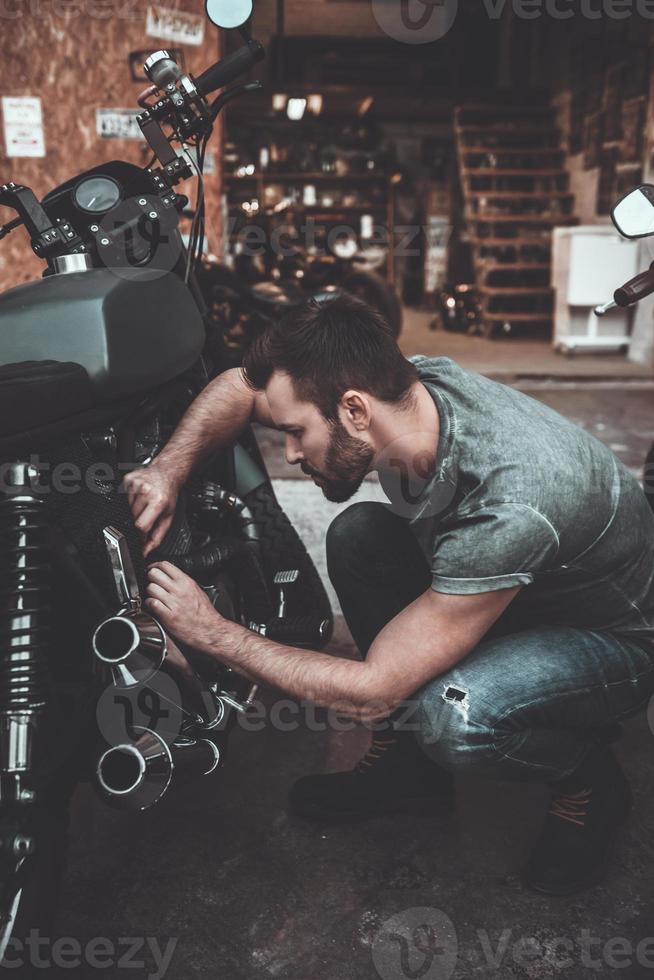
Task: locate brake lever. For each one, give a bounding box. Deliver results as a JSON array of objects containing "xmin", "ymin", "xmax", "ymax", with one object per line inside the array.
[
  {"xmin": 0, "ymin": 217, "xmax": 23, "ymax": 241},
  {"xmin": 594, "ymin": 300, "xmax": 618, "ymax": 317},
  {"xmin": 209, "ymin": 80, "xmax": 263, "ymax": 120}
]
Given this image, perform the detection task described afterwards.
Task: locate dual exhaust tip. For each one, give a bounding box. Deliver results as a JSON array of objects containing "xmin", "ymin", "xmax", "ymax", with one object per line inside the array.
[
  {"xmin": 96, "ymin": 728, "xmax": 221, "ymax": 811},
  {"xmin": 93, "ymin": 610, "xmax": 224, "ymax": 810}
]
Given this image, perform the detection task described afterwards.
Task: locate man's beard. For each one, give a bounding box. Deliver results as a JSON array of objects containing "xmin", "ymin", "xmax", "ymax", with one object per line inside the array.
[{"xmin": 301, "ymin": 419, "xmax": 374, "ymax": 503}]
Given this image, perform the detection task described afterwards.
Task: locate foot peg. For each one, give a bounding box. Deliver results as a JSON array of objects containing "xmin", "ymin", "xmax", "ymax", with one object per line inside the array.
[
  {"xmin": 274, "ymin": 569, "xmax": 299, "ymax": 618},
  {"xmin": 249, "ymin": 569, "xmax": 331, "ymax": 649}
]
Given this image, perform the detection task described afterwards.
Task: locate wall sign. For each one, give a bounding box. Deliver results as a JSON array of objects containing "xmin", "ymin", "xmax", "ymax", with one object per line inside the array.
[
  {"xmin": 2, "ymin": 96, "xmax": 45, "ymax": 158},
  {"xmin": 146, "ymin": 4, "xmax": 205, "ymax": 46},
  {"xmin": 96, "ymin": 108, "xmax": 142, "ymax": 140}
]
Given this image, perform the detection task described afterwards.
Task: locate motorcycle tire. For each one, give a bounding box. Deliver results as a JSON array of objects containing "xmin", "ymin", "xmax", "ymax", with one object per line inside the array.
[
  {"xmin": 0, "ymin": 714, "xmax": 85, "ymax": 975},
  {"xmin": 342, "ymin": 270, "xmax": 403, "ymax": 339},
  {"xmin": 243, "ymin": 482, "xmax": 333, "ymax": 646},
  {"xmin": 3, "ymin": 798, "xmax": 70, "ymax": 973}
]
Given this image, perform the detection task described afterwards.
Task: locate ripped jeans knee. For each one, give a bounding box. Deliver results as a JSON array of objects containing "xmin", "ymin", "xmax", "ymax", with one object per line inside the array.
[{"xmin": 413, "ymin": 678, "xmax": 519, "ymax": 776}]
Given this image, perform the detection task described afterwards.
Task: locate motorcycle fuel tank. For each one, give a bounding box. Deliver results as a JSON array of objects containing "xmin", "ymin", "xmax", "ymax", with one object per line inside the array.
[{"xmin": 0, "ymin": 268, "xmax": 205, "ymax": 402}]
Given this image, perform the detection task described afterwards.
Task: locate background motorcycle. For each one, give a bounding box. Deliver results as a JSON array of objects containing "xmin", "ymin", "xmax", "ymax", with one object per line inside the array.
[
  {"xmin": 429, "ymin": 282, "xmax": 484, "ymax": 336},
  {"xmin": 193, "ymin": 204, "xmax": 402, "ymax": 359},
  {"xmin": 595, "ymin": 183, "xmax": 654, "ymax": 513},
  {"xmin": 0, "ymin": 1, "xmax": 332, "ymax": 959}
]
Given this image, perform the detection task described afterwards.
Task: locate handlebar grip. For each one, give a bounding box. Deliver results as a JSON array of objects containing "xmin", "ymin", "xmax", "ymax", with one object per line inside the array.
[
  {"xmin": 194, "ymin": 40, "xmax": 265, "ymax": 98},
  {"xmin": 264, "ymin": 616, "xmax": 331, "ymax": 649},
  {"xmin": 614, "ymin": 266, "xmax": 654, "ymax": 307}
]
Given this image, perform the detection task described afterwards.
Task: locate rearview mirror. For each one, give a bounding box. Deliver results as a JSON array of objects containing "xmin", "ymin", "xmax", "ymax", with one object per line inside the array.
[
  {"xmin": 205, "ymin": 0, "xmax": 252, "ymax": 28},
  {"xmin": 611, "ymin": 185, "xmax": 654, "ymax": 239}
]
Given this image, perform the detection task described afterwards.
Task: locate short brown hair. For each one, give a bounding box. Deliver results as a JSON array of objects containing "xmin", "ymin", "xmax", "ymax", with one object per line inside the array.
[{"xmin": 242, "ymin": 294, "xmax": 418, "ymax": 420}]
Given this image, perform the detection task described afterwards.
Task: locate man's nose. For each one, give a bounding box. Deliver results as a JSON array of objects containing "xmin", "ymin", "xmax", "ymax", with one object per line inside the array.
[{"xmin": 285, "ymin": 438, "xmax": 303, "ymax": 466}]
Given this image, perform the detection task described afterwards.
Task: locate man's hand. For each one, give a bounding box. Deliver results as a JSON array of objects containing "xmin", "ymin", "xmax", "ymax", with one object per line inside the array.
[
  {"xmin": 123, "ymin": 465, "xmax": 181, "ymax": 557},
  {"xmin": 145, "ymin": 561, "xmax": 222, "ymax": 648}
]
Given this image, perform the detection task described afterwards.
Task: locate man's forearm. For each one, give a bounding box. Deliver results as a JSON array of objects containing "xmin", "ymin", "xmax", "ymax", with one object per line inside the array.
[
  {"xmin": 155, "ymin": 368, "xmax": 255, "ymax": 482},
  {"xmin": 203, "ymin": 620, "xmax": 390, "ymax": 722}
]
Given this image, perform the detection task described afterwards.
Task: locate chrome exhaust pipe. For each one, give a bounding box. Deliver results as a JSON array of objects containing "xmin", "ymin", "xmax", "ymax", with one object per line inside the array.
[
  {"xmin": 92, "ymin": 610, "xmax": 167, "ymax": 685},
  {"xmin": 93, "ymin": 526, "xmax": 167, "ymax": 684},
  {"xmin": 93, "ymin": 614, "xmax": 224, "ymax": 729},
  {"xmin": 93, "ymin": 525, "xmax": 224, "ymax": 729},
  {"xmin": 96, "ymin": 727, "xmax": 221, "ymax": 811}
]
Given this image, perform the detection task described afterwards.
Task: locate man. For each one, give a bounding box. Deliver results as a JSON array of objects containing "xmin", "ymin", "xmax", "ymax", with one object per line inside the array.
[{"xmin": 124, "ymin": 294, "xmax": 654, "ymax": 896}]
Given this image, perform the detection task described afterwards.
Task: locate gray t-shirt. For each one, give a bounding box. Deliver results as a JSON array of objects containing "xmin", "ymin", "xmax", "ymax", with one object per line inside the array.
[{"xmin": 406, "ymin": 355, "xmax": 654, "ymax": 647}]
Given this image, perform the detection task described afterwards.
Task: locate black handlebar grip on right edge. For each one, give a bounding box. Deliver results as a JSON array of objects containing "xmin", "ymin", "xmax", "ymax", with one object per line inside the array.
[
  {"xmin": 614, "ymin": 266, "xmax": 654, "ymax": 307},
  {"xmin": 194, "ymin": 40, "xmax": 265, "ymax": 98},
  {"xmin": 265, "ymin": 616, "xmax": 331, "ymax": 649}
]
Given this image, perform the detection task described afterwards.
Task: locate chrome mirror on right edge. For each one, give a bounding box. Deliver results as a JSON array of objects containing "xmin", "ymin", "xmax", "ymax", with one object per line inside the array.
[{"xmin": 611, "ymin": 185, "xmax": 654, "ymax": 239}]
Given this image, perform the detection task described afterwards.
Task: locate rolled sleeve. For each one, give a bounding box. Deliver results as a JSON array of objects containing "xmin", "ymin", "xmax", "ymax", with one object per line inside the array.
[{"xmin": 430, "ymin": 502, "xmax": 559, "ymax": 596}]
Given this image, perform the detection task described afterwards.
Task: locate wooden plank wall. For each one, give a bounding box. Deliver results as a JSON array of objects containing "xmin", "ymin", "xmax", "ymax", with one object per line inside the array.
[{"xmin": 0, "ymin": 0, "xmax": 223, "ymax": 291}]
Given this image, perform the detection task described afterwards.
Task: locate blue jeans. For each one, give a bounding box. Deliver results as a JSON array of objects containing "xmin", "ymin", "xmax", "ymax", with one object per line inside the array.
[{"xmin": 326, "ymin": 502, "xmax": 654, "ymax": 782}]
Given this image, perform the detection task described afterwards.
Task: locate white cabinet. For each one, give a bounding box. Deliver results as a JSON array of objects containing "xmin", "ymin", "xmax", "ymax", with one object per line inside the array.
[{"xmin": 552, "ymin": 225, "xmax": 640, "ymax": 353}]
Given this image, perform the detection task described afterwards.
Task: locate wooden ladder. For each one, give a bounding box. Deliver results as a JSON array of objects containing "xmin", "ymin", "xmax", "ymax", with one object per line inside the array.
[{"xmin": 454, "ymin": 103, "xmax": 578, "ymax": 338}]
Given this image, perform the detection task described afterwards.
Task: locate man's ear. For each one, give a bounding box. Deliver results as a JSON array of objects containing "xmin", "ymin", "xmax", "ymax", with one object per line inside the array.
[{"xmin": 339, "ymin": 390, "xmax": 372, "ymax": 432}]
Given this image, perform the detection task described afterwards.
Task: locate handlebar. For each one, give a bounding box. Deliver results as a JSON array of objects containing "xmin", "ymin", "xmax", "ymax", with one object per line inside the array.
[
  {"xmin": 613, "ymin": 264, "xmax": 654, "ymax": 307},
  {"xmin": 595, "ymin": 262, "xmax": 654, "ymax": 316},
  {"xmin": 1, "ymin": 36, "xmax": 265, "ymax": 267},
  {"xmin": 194, "ymin": 40, "xmax": 265, "ymax": 97}
]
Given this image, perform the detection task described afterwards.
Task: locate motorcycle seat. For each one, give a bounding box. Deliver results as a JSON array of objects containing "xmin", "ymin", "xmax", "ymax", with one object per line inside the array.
[{"xmin": 0, "ymin": 360, "xmax": 94, "ymax": 437}]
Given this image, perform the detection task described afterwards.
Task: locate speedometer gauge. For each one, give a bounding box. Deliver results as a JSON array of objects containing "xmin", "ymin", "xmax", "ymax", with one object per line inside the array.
[{"xmin": 73, "ymin": 176, "xmax": 121, "ymax": 214}]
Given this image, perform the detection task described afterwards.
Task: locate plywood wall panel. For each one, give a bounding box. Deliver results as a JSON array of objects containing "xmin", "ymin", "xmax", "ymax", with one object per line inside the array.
[{"xmin": 0, "ymin": 0, "xmax": 223, "ymax": 290}]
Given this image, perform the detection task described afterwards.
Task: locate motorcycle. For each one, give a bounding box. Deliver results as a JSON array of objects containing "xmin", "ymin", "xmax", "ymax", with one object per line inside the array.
[
  {"xmin": 195, "ymin": 205, "xmax": 402, "ymax": 359},
  {"xmin": 0, "ymin": 0, "xmax": 333, "ymax": 958},
  {"xmin": 430, "ymin": 282, "xmax": 484, "ymax": 335},
  {"xmin": 595, "ymin": 183, "xmax": 654, "ymax": 513}
]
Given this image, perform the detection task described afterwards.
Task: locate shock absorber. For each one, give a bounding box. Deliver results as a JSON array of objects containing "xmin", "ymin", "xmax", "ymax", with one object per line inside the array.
[{"xmin": 0, "ymin": 464, "xmax": 51, "ymax": 805}]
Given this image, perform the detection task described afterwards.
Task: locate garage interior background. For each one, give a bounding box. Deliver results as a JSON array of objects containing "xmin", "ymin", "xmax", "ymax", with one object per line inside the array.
[
  {"xmin": 2, "ymin": 5, "xmax": 654, "ymax": 975},
  {"xmin": 2, "ymin": 1, "xmax": 654, "ymax": 367}
]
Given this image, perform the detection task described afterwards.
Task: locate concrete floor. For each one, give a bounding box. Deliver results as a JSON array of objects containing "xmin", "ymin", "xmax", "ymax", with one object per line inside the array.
[
  {"xmin": 52, "ymin": 374, "xmax": 654, "ymax": 980},
  {"xmin": 401, "ymin": 308, "xmax": 654, "ymax": 381}
]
